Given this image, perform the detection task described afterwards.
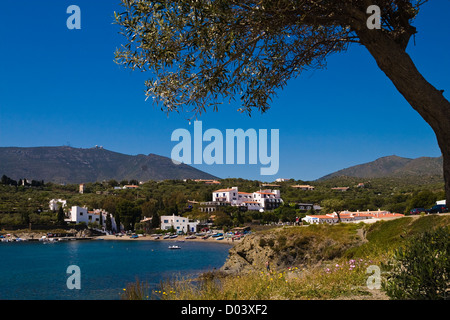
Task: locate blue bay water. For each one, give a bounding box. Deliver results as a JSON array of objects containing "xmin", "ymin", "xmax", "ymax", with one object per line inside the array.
[{"xmin": 0, "ymin": 240, "xmax": 231, "ymax": 300}]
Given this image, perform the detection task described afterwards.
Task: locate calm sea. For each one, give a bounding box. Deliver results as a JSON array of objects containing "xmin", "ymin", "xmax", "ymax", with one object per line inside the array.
[{"xmin": 0, "ymin": 240, "xmax": 231, "ymax": 300}]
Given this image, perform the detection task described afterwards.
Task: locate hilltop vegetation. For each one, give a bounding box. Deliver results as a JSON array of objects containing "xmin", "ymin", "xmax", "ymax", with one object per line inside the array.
[{"xmin": 318, "ymin": 155, "xmax": 443, "ymax": 180}]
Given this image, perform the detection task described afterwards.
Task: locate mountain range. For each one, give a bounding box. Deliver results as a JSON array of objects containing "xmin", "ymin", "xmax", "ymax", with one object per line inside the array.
[
  {"xmin": 0, "ymin": 146, "xmax": 443, "ymax": 184},
  {"xmin": 318, "ymin": 155, "xmax": 443, "ymax": 180},
  {"xmin": 0, "ymin": 146, "xmax": 217, "ymax": 184}
]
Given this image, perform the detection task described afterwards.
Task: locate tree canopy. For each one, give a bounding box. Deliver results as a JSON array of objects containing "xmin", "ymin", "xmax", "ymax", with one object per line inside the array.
[{"xmin": 114, "ymin": 0, "xmax": 424, "ymax": 117}]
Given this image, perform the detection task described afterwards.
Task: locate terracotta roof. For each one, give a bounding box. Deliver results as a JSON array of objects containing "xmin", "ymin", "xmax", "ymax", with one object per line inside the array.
[
  {"xmin": 213, "ymin": 188, "xmax": 235, "ymax": 193},
  {"xmin": 308, "ymin": 215, "xmax": 338, "ymax": 219}
]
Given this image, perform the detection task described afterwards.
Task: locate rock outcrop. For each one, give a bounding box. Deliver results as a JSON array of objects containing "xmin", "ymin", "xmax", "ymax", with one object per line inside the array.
[{"xmin": 221, "ymin": 226, "xmax": 363, "ymax": 274}]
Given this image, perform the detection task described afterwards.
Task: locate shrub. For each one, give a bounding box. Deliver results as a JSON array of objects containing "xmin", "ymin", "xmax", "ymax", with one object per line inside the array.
[
  {"xmin": 121, "ymin": 278, "xmax": 150, "ymax": 300},
  {"xmin": 382, "ymin": 227, "xmax": 450, "ymax": 300},
  {"xmin": 259, "ymin": 238, "xmax": 267, "ymax": 247}
]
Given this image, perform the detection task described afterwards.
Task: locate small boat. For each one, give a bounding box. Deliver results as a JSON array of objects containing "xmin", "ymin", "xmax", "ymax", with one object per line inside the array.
[
  {"xmin": 163, "ymin": 235, "xmax": 170, "ymax": 239},
  {"xmin": 212, "ymin": 233, "xmax": 223, "ymax": 238},
  {"xmin": 168, "ymin": 245, "xmax": 181, "ymax": 249},
  {"xmin": 169, "ymin": 235, "xmax": 178, "ymax": 239},
  {"xmin": 216, "ymin": 237, "xmax": 224, "ymax": 240}
]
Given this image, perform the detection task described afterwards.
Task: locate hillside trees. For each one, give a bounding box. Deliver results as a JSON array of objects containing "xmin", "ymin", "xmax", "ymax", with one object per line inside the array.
[{"xmin": 116, "ymin": 199, "xmax": 142, "ymax": 231}]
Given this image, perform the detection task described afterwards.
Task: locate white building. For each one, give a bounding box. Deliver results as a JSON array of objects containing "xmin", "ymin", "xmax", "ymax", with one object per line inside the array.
[
  {"xmin": 212, "ymin": 187, "xmax": 283, "ymax": 211},
  {"xmin": 67, "ymin": 206, "xmax": 118, "ymax": 232},
  {"xmin": 291, "ymin": 184, "xmax": 315, "ymax": 191},
  {"xmin": 160, "ymin": 214, "xmax": 199, "ymax": 233},
  {"xmin": 49, "ymin": 199, "xmax": 67, "ymax": 211},
  {"xmin": 302, "ymin": 210, "xmax": 404, "ymax": 224},
  {"xmin": 213, "ymin": 187, "xmax": 239, "ymax": 204}
]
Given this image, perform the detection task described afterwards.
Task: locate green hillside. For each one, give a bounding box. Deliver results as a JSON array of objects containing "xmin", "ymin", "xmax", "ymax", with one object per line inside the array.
[{"xmin": 319, "ymin": 155, "xmax": 443, "ymax": 180}]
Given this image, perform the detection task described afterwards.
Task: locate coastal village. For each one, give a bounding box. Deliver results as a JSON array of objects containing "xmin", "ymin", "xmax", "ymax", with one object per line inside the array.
[
  {"xmin": 67, "ymin": 184, "xmax": 406, "ymax": 233},
  {"xmin": 1, "ymin": 179, "xmax": 415, "ymax": 243}
]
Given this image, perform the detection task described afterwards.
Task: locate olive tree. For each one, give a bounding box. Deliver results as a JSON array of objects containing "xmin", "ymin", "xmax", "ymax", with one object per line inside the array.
[{"xmin": 114, "ymin": 0, "xmax": 450, "ymax": 203}]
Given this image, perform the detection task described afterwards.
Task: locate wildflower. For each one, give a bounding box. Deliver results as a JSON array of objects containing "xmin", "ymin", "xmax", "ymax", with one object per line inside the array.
[{"xmin": 123, "ymin": 288, "xmax": 126, "ymax": 291}]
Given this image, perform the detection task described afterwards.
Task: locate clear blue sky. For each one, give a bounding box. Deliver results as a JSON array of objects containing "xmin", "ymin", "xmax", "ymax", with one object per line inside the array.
[{"xmin": 0, "ymin": 0, "xmax": 448, "ymax": 181}]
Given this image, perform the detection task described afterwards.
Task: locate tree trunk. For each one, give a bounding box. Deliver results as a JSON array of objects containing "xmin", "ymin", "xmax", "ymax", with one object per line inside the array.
[{"xmin": 355, "ymin": 28, "xmax": 450, "ymax": 205}]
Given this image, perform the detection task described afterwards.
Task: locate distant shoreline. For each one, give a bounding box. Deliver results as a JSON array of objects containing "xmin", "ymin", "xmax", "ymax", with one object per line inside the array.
[{"xmin": 97, "ymin": 234, "xmax": 238, "ymax": 245}]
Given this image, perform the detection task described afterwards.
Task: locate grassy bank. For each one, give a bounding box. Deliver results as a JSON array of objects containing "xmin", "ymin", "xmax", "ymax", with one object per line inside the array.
[{"xmin": 123, "ymin": 215, "xmax": 450, "ymax": 300}]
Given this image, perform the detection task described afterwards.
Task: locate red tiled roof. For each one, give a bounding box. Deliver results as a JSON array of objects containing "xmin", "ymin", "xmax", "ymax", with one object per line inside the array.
[{"xmin": 214, "ymin": 188, "xmax": 235, "ymax": 193}]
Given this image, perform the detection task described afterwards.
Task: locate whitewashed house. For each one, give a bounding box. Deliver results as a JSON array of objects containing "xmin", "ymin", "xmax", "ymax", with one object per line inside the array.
[
  {"xmin": 211, "ymin": 187, "xmax": 283, "ymax": 211},
  {"xmin": 302, "ymin": 210, "xmax": 404, "ymax": 224},
  {"xmin": 49, "ymin": 199, "xmax": 67, "ymax": 211},
  {"xmin": 160, "ymin": 214, "xmax": 199, "ymax": 233},
  {"xmin": 67, "ymin": 206, "xmax": 118, "ymax": 231}
]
